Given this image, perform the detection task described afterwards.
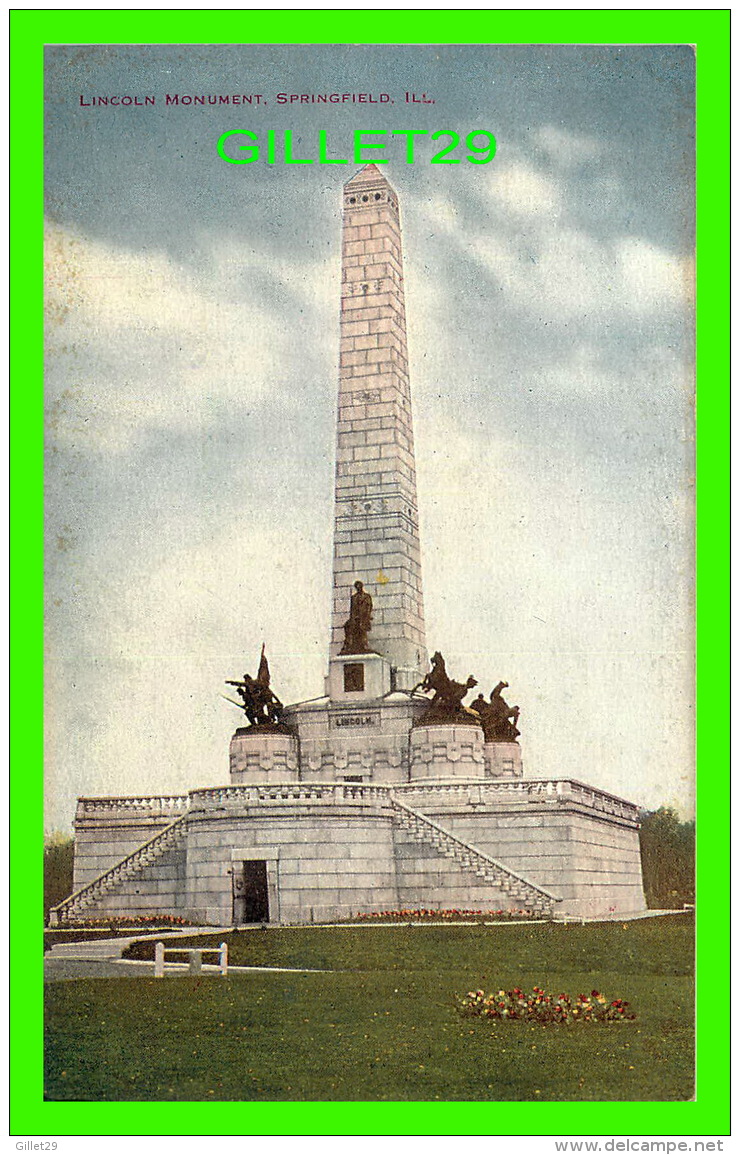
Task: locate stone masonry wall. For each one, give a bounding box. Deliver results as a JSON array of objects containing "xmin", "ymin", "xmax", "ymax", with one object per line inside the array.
[
  {"xmin": 73, "ymin": 816, "xmax": 176, "ymax": 893},
  {"xmin": 332, "ymin": 165, "xmax": 426, "ymax": 684},
  {"xmin": 392, "ymin": 825, "xmax": 519, "ymax": 913},
  {"xmin": 442, "ymin": 808, "xmax": 645, "ymax": 917},
  {"xmin": 286, "ymin": 696, "xmax": 425, "ymax": 784},
  {"xmin": 83, "ymin": 840, "xmax": 187, "ymax": 918},
  {"xmin": 185, "ymin": 811, "xmax": 399, "ymax": 925}
]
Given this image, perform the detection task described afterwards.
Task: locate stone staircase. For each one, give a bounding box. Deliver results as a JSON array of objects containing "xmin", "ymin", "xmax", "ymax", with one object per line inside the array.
[
  {"xmin": 389, "ymin": 794, "xmax": 560, "ymax": 916},
  {"xmin": 48, "ymin": 812, "xmax": 189, "ymax": 925}
]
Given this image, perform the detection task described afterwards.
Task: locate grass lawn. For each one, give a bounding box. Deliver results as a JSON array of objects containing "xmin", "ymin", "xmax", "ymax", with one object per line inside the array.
[{"xmin": 45, "ymin": 915, "xmax": 693, "ymax": 1102}]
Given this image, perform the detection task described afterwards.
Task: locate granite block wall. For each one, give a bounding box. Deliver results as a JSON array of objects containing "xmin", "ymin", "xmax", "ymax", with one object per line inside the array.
[
  {"xmin": 85, "ymin": 840, "xmax": 187, "ymax": 918},
  {"xmin": 393, "ymin": 826, "xmax": 517, "ymax": 912},
  {"xmin": 73, "ymin": 816, "xmax": 176, "ymax": 892},
  {"xmin": 184, "ymin": 812, "xmax": 399, "ymax": 925},
  {"xmin": 442, "ymin": 808, "xmax": 645, "ymax": 917}
]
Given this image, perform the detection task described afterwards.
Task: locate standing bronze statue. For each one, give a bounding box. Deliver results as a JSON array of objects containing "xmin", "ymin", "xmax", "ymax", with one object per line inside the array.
[
  {"xmin": 470, "ymin": 680, "xmax": 521, "ymax": 742},
  {"xmin": 340, "ymin": 580, "xmax": 374, "ymax": 654},
  {"xmin": 225, "ymin": 645, "xmax": 284, "ymax": 726}
]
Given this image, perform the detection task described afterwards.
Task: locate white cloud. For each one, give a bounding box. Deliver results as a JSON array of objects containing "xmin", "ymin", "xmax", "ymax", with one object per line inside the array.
[
  {"xmin": 468, "ymin": 224, "xmax": 691, "ymax": 320},
  {"xmin": 420, "ymin": 194, "xmax": 463, "ymax": 238},
  {"xmin": 537, "ymin": 340, "xmax": 690, "ymax": 404},
  {"xmin": 44, "ymin": 220, "xmax": 337, "ymax": 453},
  {"xmin": 414, "ymin": 152, "xmax": 691, "ymax": 322},
  {"xmin": 535, "ymin": 125, "xmax": 603, "ymax": 167},
  {"xmin": 617, "ymin": 236, "xmax": 694, "ymax": 313},
  {"xmin": 485, "ymin": 160, "xmax": 563, "ymax": 219},
  {"xmin": 44, "ymin": 510, "xmax": 335, "ymax": 821},
  {"xmin": 205, "ymin": 236, "xmax": 339, "ymax": 313},
  {"xmin": 45, "ymin": 221, "xmax": 272, "ymax": 338},
  {"xmin": 412, "ymin": 411, "xmax": 694, "ymax": 811}
]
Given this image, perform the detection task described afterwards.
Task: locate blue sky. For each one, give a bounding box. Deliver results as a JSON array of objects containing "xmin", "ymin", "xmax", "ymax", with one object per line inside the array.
[{"xmin": 44, "ymin": 44, "xmax": 695, "ymax": 829}]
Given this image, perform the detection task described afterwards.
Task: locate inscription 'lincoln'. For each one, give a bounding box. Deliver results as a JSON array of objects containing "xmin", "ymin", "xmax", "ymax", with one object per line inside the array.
[{"xmin": 334, "ymin": 714, "xmax": 378, "ymax": 728}]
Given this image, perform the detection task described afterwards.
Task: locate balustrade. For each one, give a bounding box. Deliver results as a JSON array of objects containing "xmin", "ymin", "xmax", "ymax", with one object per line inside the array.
[
  {"xmin": 76, "ymin": 794, "xmax": 189, "ymax": 817},
  {"xmin": 74, "ymin": 777, "xmax": 637, "ymax": 823},
  {"xmin": 188, "ymin": 782, "xmax": 394, "ymax": 809},
  {"xmin": 397, "ymin": 778, "xmax": 638, "ymax": 821}
]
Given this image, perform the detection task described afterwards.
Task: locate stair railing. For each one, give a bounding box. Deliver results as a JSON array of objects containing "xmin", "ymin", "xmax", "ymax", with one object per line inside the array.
[
  {"xmin": 48, "ymin": 811, "xmax": 189, "ymax": 925},
  {"xmin": 389, "ymin": 793, "xmax": 560, "ymax": 907}
]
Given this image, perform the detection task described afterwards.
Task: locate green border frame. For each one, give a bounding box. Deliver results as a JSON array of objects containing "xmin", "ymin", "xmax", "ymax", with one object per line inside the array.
[{"xmin": 11, "ymin": 7, "xmax": 729, "ymax": 1138}]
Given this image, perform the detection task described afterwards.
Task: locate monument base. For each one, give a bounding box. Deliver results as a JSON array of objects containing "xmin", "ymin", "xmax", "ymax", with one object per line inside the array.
[
  {"xmin": 229, "ymin": 729, "xmax": 299, "ymax": 783},
  {"xmin": 326, "ymin": 652, "xmax": 392, "ymax": 701},
  {"xmin": 484, "ymin": 742, "xmax": 523, "ymax": 779},
  {"xmin": 65, "ymin": 776, "xmax": 646, "ymax": 925},
  {"xmin": 410, "ymin": 723, "xmax": 485, "ymax": 780}
]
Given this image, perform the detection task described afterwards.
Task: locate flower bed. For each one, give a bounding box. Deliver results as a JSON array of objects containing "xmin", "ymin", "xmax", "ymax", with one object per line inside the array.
[
  {"xmin": 52, "ymin": 914, "xmax": 194, "ymax": 930},
  {"xmin": 348, "ymin": 908, "xmax": 538, "ymax": 923},
  {"xmin": 458, "ymin": 986, "xmax": 635, "ymax": 1024}
]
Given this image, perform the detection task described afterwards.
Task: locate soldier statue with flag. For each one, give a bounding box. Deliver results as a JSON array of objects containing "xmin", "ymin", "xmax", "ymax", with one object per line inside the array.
[{"xmin": 225, "ymin": 644, "xmax": 284, "ymax": 726}]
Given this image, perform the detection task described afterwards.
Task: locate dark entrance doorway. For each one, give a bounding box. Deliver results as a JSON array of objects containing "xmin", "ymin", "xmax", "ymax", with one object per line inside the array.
[{"xmin": 232, "ymin": 860, "xmax": 270, "ymax": 924}]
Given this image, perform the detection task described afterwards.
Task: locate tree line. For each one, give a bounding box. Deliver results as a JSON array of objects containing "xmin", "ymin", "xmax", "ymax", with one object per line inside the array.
[{"xmin": 637, "ymin": 806, "xmax": 695, "ymax": 909}]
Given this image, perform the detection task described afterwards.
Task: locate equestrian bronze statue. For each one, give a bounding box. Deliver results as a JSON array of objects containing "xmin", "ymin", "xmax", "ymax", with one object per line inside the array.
[
  {"xmin": 412, "ymin": 651, "xmax": 479, "ymax": 725},
  {"xmin": 469, "ymin": 681, "xmax": 521, "ymax": 742}
]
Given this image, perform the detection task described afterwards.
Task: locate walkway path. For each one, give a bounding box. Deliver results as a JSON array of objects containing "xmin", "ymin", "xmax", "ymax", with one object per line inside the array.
[
  {"xmin": 44, "ymin": 909, "xmax": 690, "ymax": 982},
  {"xmin": 45, "ymin": 927, "xmax": 330, "ymax": 982},
  {"xmin": 44, "ymin": 958, "xmax": 330, "ymax": 982},
  {"xmin": 45, "ymin": 926, "xmax": 231, "ymax": 962}
]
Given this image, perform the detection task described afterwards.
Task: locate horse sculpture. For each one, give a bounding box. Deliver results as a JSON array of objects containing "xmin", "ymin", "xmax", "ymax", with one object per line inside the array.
[
  {"xmin": 470, "ymin": 680, "xmax": 521, "ymax": 742},
  {"xmin": 413, "ymin": 651, "xmax": 478, "ymax": 721}
]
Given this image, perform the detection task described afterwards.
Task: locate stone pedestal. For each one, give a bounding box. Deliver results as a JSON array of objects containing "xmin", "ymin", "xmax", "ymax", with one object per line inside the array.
[
  {"xmin": 484, "ymin": 742, "xmax": 523, "ymax": 779},
  {"xmin": 409, "ymin": 724, "xmax": 485, "ymax": 781},
  {"xmin": 326, "ymin": 652, "xmax": 392, "ymax": 702},
  {"xmin": 229, "ymin": 728, "xmax": 299, "ymax": 783}
]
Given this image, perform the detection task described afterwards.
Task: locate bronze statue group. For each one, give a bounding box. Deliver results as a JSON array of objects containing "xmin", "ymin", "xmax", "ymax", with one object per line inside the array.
[
  {"xmin": 412, "ymin": 652, "xmax": 521, "ymax": 740},
  {"xmin": 226, "ymin": 584, "xmax": 520, "ymax": 743},
  {"xmin": 225, "ymin": 644, "xmax": 284, "ymax": 727}
]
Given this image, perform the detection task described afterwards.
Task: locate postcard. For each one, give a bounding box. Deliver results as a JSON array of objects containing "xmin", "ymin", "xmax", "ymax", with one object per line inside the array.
[{"xmin": 14, "ymin": 17, "xmax": 726, "ymax": 1140}]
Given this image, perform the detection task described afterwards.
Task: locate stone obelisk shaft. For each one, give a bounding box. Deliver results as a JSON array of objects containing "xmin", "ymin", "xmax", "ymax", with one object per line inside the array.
[{"xmin": 330, "ymin": 165, "xmax": 426, "ymax": 690}]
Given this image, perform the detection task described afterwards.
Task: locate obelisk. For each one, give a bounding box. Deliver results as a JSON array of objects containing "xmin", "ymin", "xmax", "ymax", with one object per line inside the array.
[{"xmin": 330, "ymin": 165, "xmax": 426, "ymax": 692}]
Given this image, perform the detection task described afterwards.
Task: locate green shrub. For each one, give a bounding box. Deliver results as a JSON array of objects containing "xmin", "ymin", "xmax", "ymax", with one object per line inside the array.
[
  {"xmin": 44, "ymin": 833, "xmax": 74, "ymax": 921},
  {"xmin": 639, "ymin": 808, "xmax": 695, "ymax": 908}
]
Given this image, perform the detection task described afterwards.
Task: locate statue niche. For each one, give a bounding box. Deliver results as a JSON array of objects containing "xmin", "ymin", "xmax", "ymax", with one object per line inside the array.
[
  {"xmin": 412, "ymin": 651, "xmax": 480, "ymax": 726},
  {"xmin": 339, "ymin": 580, "xmax": 374, "ymax": 655},
  {"xmin": 470, "ymin": 681, "xmax": 521, "ymax": 743}
]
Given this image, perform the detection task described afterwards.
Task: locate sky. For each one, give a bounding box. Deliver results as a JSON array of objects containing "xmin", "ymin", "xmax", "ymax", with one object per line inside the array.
[{"xmin": 44, "ymin": 44, "xmax": 696, "ymax": 831}]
